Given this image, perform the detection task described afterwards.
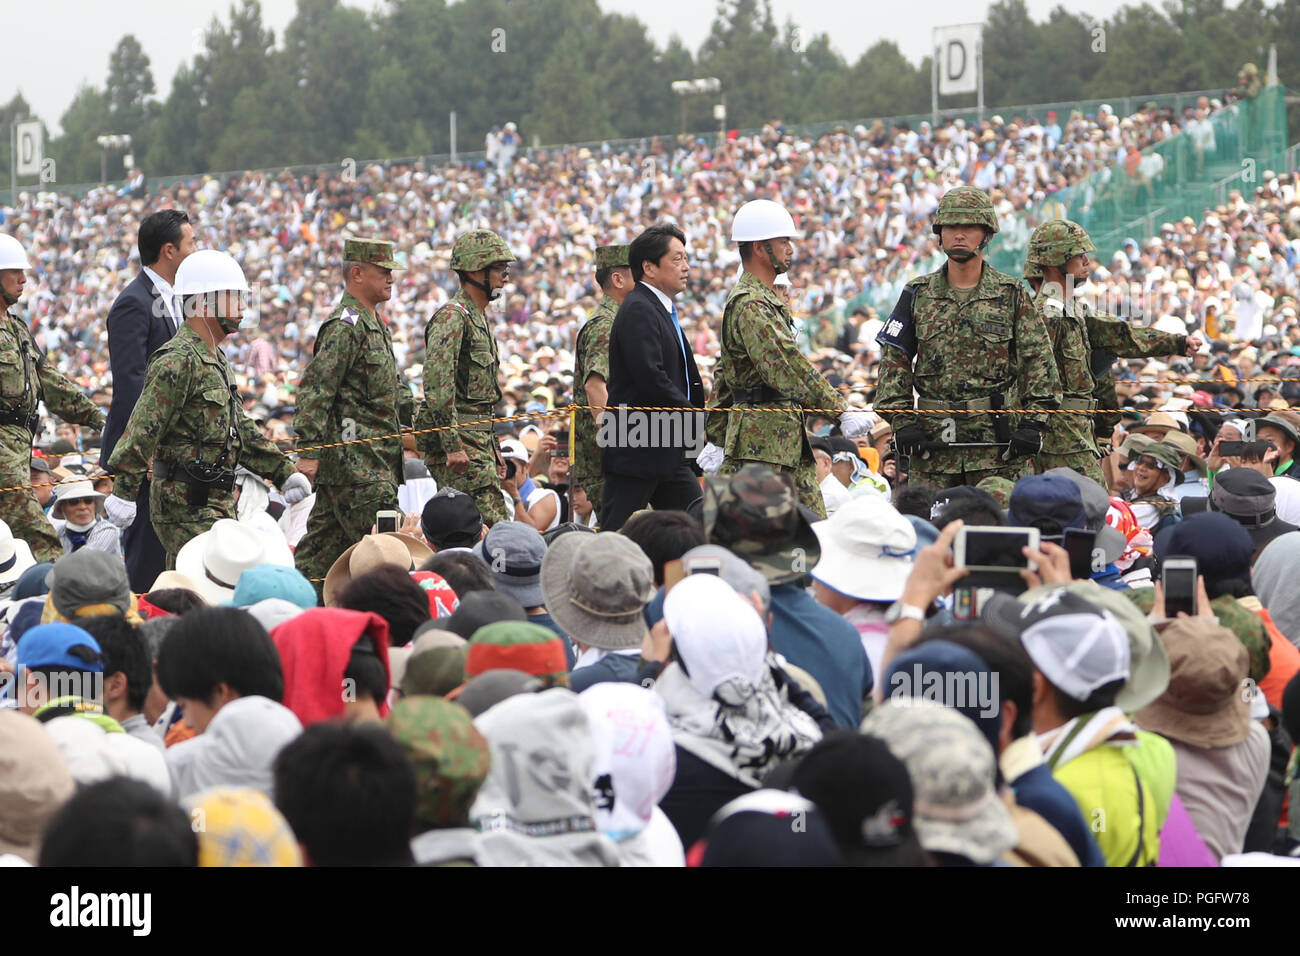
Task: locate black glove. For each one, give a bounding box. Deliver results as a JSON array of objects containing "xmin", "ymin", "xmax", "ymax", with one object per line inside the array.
[
  {"xmin": 1002, "ymin": 422, "xmax": 1046, "ymax": 461},
  {"xmin": 893, "ymin": 426, "xmax": 933, "ymax": 456}
]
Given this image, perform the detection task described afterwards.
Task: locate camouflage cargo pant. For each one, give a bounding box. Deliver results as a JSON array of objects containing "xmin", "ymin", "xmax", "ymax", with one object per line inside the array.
[
  {"xmin": 425, "ymin": 426, "xmax": 508, "ymax": 528},
  {"xmin": 150, "ymin": 480, "xmax": 238, "ymax": 569},
  {"xmin": 719, "ymin": 456, "xmax": 826, "ymax": 519},
  {"xmin": 1, "ymin": 434, "xmax": 62, "ymax": 562},
  {"xmin": 1034, "ymin": 451, "xmax": 1106, "ymax": 488},
  {"xmin": 907, "ymin": 460, "xmax": 1028, "ymax": 491},
  {"xmin": 295, "ymin": 481, "xmax": 399, "ymax": 595}
]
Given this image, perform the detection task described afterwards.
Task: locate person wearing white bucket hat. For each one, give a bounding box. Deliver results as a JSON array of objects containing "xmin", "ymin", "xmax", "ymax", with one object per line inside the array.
[
  {"xmin": 106, "ymin": 251, "xmax": 310, "ymax": 568},
  {"xmin": 0, "ymin": 517, "xmax": 37, "ymax": 598},
  {"xmin": 706, "ymin": 200, "xmax": 848, "ymax": 519},
  {"xmin": 809, "ymin": 496, "xmax": 917, "ymax": 685},
  {"xmin": 0, "ymin": 232, "xmax": 106, "ymax": 565},
  {"xmin": 174, "ymin": 518, "xmax": 296, "ymax": 605},
  {"xmin": 49, "ymin": 478, "xmax": 121, "ymax": 557}
]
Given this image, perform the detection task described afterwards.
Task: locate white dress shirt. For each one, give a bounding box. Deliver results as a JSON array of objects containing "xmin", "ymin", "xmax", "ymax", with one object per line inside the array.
[{"xmin": 142, "ymin": 266, "xmax": 182, "ymax": 333}]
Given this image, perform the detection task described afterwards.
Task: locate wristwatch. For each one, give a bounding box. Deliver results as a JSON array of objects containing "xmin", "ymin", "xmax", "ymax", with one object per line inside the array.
[{"xmin": 885, "ymin": 601, "xmax": 927, "ymax": 624}]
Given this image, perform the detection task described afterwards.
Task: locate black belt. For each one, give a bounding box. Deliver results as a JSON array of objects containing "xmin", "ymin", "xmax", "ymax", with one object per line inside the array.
[
  {"xmin": 733, "ymin": 385, "xmax": 788, "ymax": 403},
  {"xmin": 0, "ymin": 405, "xmax": 39, "ymax": 433},
  {"xmin": 152, "ymin": 459, "xmax": 236, "ymax": 491}
]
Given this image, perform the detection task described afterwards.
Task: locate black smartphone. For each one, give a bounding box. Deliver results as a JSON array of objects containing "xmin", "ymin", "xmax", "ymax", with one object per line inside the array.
[
  {"xmin": 375, "ymin": 510, "xmax": 400, "ymax": 534},
  {"xmin": 1162, "ymin": 556, "xmax": 1198, "ymax": 617},
  {"xmin": 553, "ymin": 431, "xmax": 570, "ymax": 455},
  {"xmin": 1220, "ymin": 439, "xmax": 1270, "ymax": 458},
  {"xmin": 1063, "ymin": 528, "xmax": 1098, "ymax": 579}
]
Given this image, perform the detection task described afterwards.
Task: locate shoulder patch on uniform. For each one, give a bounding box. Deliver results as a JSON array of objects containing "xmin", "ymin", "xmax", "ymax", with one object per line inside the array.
[{"xmin": 340, "ymin": 307, "xmax": 359, "ymax": 325}]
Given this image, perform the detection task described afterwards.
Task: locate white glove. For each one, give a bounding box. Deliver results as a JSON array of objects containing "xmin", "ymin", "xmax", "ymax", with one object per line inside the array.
[
  {"xmin": 281, "ymin": 472, "xmax": 312, "ymax": 505},
  {"xmin": 104, "ymin": 493, "xmax": 137, "ymax": 529},
  {"xmin": 697, "ymin": 442, "xmax": 725, "ymax": 473},
  {"xmin": 839, "ymin": 410, "xmax": 875, "ymax": 439}
]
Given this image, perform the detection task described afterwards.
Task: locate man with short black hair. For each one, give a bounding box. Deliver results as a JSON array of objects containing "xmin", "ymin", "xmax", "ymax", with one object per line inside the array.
[
  {"xmin": 420, "ymin": 550, "xmax": 495, "ymax": 596},
  {"xmin": 600, "ymin": 224, "xmax": 705, "ymax": 531},
  {"xmin": 102, "ymin": 209, "xmax": 197, "ymax": 591},
  {"xmin": 78, "ymin": 614, "xmax": 163, "ymax": 752},
  {"xmin": 39, "ymin": 777, "xmax": 198, "ymax": 867},
  {"xmin": 274, "ymin": 721, "xmax": 418, "ymax": 866}
]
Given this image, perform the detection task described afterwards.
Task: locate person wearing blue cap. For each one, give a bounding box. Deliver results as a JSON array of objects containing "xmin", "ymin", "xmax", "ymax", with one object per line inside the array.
[
  {"xmin": 15, "ymin": 622, "xmax": 105, "ymax": 718},
  {"xmin": 226, "ymin": 563, "xmax": 318, "ymax": 611},
  {"xmin": 1007, "ymin": 474, "xmax": 1087, "ymax": 543}
]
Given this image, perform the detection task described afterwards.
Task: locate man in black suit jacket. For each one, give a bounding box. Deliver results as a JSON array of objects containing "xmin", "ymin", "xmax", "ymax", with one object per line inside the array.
[
  {"xmin": 599, "ymin": 224, "xmax": 705, "ymax": 531},
  {"xmin": 101, "ymin": 209, "xmax": 196, "ymax": 591}
]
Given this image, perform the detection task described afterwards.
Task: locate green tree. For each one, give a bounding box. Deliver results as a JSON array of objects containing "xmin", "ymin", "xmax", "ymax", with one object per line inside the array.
[
  {"xmin": 697, "ymin": 0, "xmax": 791, "ymax": 130},
  {"xmin": 104, "ymin": 34, "xmax": 157, "ymax": 155},
  {"xmin": 0, "ymin": 93, "xmax": 40, "ymax": 190},
  {"xmin": 142, "ymin": 66, "xmax": 204, "ymax": 176},
  {"xmin": 843, "ymin": 41, "xmax": 928, "ymax": 119},
  {"xmin": 50, "ymin": 85, "xmax": 113, "ymax": 183},
  {"xmin": 526, "ymin": 31, "xmax": 615, "ymax": 143}
]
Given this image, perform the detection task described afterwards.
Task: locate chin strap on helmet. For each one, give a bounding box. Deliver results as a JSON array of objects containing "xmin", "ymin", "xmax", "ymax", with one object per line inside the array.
[
  {"xmin": 1, "ymin": 289, "xmax": 18, "ymax": 307},
  {"xmin": 762, "ymin": 240, "xmax": 789, "ymax": 275}
]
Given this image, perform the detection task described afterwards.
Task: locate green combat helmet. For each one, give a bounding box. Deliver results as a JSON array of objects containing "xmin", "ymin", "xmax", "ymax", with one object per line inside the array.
[
  {"xmin": 1023, "ymin": 219, "xmax": 1096, "ymax": 280},
  {"xmin": 931, "ymin": 186, "xmax": 999, "ymax": 235},
  {"xmin": 449, "ymin": 229, "xmax": 515, "ymax": 272}
]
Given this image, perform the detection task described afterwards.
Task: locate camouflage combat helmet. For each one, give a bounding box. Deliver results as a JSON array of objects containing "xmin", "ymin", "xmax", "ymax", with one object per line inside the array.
[
  {"xmin": 450, "ymin": 229, "xmax": 515, "ymax": 272},
  {"xmin": 931, "ymin": 186, "xmax": 999, "ymax": 235},
  {"xmin": 386, "ymin": 696, "xmax": 491, "ymax": 829},
  {"xmin": 1023, "ymin": 219, "xmax": 1096, "ymax": 279},
  {"xmin": 702, "ymin": 463, "xmax": 820, "ymax": 585}
]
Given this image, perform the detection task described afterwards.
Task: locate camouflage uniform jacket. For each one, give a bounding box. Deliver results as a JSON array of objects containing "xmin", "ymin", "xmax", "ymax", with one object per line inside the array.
[
  {"xmin": 107, "ymin": 324, "xmax": 292, "ymax": 500},
  {"xmin": 1036, "ymin": 289, "xmax": 1185, "ymax": 455},
  {"xmin": 0, "ymin": 308, "xmax": 102, "ymax": 470},
  {"xmin": 572, "ymin": 294, "xmax": 617, "ymax": 483},
  {"xmin": 418, "ymin": 289, "xmax": 502, "ymax": 457},
  {"xmin": 875, "ymin": 262, "xmax": 1060, "ymax": 471},
  {"xmin": 295, "ymin": 292, "xmax": 409, "ymax": 487},
  {"xmin": 707, "ymin": 271, "xmax": 843, "ymax": 469}
]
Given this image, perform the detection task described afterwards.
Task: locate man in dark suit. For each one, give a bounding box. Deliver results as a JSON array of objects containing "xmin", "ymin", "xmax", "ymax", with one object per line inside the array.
[
  {"xmin": 600, "ymin": 224, "xmax": 705, "ymax": 531},
  {"xmin": 100, "ymin": 209, "xmax": 196, "ymax": 591}
]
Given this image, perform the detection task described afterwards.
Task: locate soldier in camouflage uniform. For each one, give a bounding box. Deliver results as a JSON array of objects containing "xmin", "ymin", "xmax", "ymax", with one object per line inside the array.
[
  {"xmin": 294, "ymin": 239, "xmax": 412, "ymax": 587},
  {"xmin": 572, "ymin": 244, "xmax": 633, "ymax": 524},
  {"xmin": 107, "ymin": 251, "xmax": 309, "ymax": 567},
  {"xmin": 417, "ymin": 230, "xmax": 513, "ymax": 527},
  {"xmin": 0, "ymin": 234, "xmax": 106, "ymax": 562},
  {"xmin": 875, "ymin": 187, "xmax": 1060, "ymax": 489},
  {"xmin": 1023, "ymin": 220, "xmax": 1200, "ymax": 485},
  {"xmin": 708, "ymin": 200, "xmax": 847, "ymax": 518}
]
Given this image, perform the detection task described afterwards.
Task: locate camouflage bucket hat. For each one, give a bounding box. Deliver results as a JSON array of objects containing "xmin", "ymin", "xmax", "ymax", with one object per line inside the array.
[
  {"xmin": 343, "ymin": 237, "xmax": 402, "ymax": 270},
  {"xmin": 450, "ymin": 229, "xmax": 515, "ymax": 272},
  {"xmin": 932, "ymin": 186, "xmax": 998, "ymax": 235},
  {"xmin": 703, "ymin": 463, "xmax": 821, "ymax": 585},
  {"xmin": 595, "ymin": 244, "xmax": 630, "ymax": 270},
  {"xmin": 1026, "ymin": 220, "xmax": 1095, "ymax": 270},
  {"xmin": 386, "ymin": 696, "xmax": 491, "ymax": 828}
]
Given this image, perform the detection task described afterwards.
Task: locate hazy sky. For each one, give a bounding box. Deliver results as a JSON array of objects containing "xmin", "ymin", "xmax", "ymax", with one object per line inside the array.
[{"xmin": 13, "ymin": 0, "xmax": 1136, "ymax": 135}]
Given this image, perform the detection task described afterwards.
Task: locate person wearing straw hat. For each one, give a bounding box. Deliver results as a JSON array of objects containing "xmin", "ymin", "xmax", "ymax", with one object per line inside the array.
[
  {"xmin": 707, "ymin": 200, "xmax": 850, "ymax": 519},
  {"xmin": 572, "ymin": 245, "xmax": 633, "ymax": 525},
  {"xmin": 107, "ymin": 251, "xmax": 309, "ymax": 569},
  {"xmin": 49, "ymin": 478, "xmax": 121, "ymax": 557},
  {"xmin": 295, "ymin": 238, "xmax": 410, "ymax": 592},
  {"xmin": 322, "ymin": 531, "xmax": 432, "ymax": 607},
  {"xmin": 0, "ymin": 233, "xmax": 105, "ymax": 564}
]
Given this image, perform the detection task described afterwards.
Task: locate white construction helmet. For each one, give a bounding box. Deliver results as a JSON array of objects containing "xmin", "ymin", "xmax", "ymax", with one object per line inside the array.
[
  {"xmin": 0, "ymin": 234, "xmax": 31, "ymax": 271},
  {"xmin": 731, "ymin": 199, "xmax": 803, "ymax": 242},
  {"xmin": 175, "ymin": 250, "xmax": 249, "ymax": 296}
]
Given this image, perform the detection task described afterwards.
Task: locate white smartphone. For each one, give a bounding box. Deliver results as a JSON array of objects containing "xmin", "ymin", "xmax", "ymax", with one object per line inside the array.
[
  {"xmin": 375, "ymin": 510, "xmax": 401, "ymax": 534},
  {"xmin": 953, "ymin": 526, "xmax": 1040, "ymax": 574}
]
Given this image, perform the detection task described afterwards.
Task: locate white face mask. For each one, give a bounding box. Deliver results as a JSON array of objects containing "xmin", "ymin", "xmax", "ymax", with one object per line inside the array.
[{"xmin": 63, "ymin": 517, "xmax": 95, "ymax": 532}]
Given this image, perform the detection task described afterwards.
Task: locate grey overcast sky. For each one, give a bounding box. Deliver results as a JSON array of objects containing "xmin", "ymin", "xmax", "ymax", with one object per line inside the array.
[{"xmin": 14, "ymin": 0, "xmax": 1135, "ymax": 135}]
